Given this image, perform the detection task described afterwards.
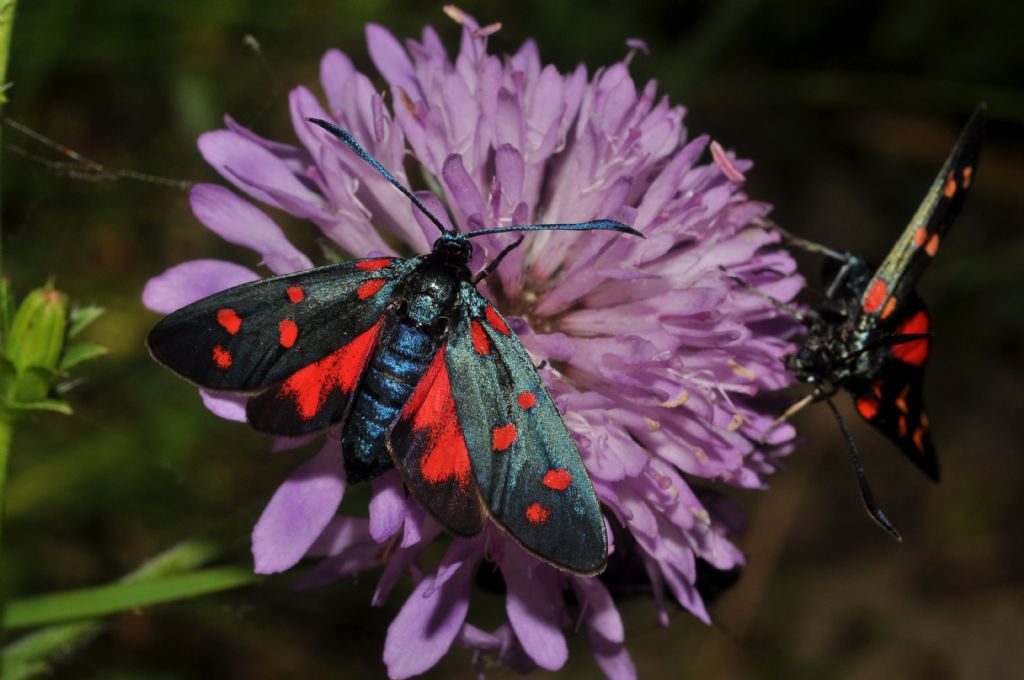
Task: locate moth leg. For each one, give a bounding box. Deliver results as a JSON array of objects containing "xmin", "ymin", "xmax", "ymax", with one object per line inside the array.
[
  {"xmin": 472, "ymin": 237, "xmax": 524, "ymax": 284},
  {"xmin": 764, "ymin": 219, "xmax": 851, "ymax": 263},
  {"xmin": 824, "ymin": 396, "xmax": 902, "ymax": 541},
  {"xmin": 717, "ymin": 266, "xmax": 807, "ymax": 322}
]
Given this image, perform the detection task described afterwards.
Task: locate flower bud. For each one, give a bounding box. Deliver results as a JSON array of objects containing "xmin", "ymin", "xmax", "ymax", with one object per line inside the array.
[{"xmin": 5, "ymin": 285, "xmax": 69, "ymax": 402}]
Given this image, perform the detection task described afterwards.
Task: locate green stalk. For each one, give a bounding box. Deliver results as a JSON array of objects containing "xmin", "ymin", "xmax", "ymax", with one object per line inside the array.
[
  {"xmin": 2, "ymin": 514, "xmax": 256, "ymax": 678},
  {"xmin": 0, "ymin": 409, "xmax": 11, "ymax": 562},
  {"xmin": 0, "ymin": 1, "xmax": 15, "ymax": 98},
  {"xmin": 0, "ymin": 0, "xmax": 15, "ymax": 274}
]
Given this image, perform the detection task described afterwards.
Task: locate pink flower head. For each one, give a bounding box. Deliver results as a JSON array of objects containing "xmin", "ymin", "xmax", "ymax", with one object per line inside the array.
[{"xmin": 143, "ymin": 9, "xmax": 802, "ymax": 679}]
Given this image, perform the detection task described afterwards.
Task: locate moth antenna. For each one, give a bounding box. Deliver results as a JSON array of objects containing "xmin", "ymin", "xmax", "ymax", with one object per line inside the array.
[
  {"xmin": 464, "ymin": 221, "xmax": 642, "ymax": 239},
  {"xmin": 306, "ymin": 117, "xmax": 451, "ymax": 236},
  {"xmin": 823, "ymin": 396, "xmax": 902, "ymax": 541},
  {"xmin": 473, "ymin": 237, "xmax": 524, "ymax": 283}
]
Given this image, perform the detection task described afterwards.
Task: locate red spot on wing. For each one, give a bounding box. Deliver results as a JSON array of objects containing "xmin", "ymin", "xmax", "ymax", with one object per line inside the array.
[
  {"xmin": 278, "ymin": 319, "xmax": 383, "ymax": 420},
  {"xmin": 217, "ymin": 309, "xmax": 242, "ymax": 335},
  {"xmin": 212, "ymin": 345, "xmax": 232, "ymax": 369},
  {"xmin": 944, "ymin": 170, "xmax": 957, "ymax": 198},
  {"xmin": 863, "ymin": 279, "xmax": 888, "ymax": 313},
  {"xmin": 913, "ymin": 427, "xmax": 926, "ymax": 452},
  {"xmin": 357, "ymin": 279, "xmax": 387, "ymax": 299},
  {"xmin": 925, "ymin": 233, "xmax": 940, "ymax": 257},
  {"xmin": 517, "ymin": 391, "xmax": 537, "ymax": 409},
  {"xmin": 286, "ymin": 286, "xmax": 304, "ymax": 303},
  {"xmin": 856, "ymin": 396, "xmax": 880, "ymax": 420},
  {"xmin": 471, "ymin": 320, "xmax": 490, "ymax": 355},
  {"xmin": 881, "ymin": 296, "xmax": 898, "ymax": 320},
  {"xmin": 492, "ymin": 424, "xmax": 518, "ymax": 452},
  {"xmin": 543, "ymin": 469, "xmax": 572, "ymax": 491},
  {"xmin": 913, "ymin": 227, "xmax": 928, "ymax": 246},
  {"xmin": 525, "ymin": 502, "xmax": 551, "ymax": 525},
  {"xmin": 963, "ymin": 166, "xmax": 974, "ymax": 188},
  {"xmin": 892, "ymin": 310, "xmax": 929, "ymax": 366},
  {"xmin": 356, "ymin": 258, "xmax": 394, "ymax": 271},
  {"xmin": 278, "ymin": 319, "xmax": 298, "ymax": 348},
  {"xmin": 401, "ymin": 347, "xmax": 472, "ymax": 488},
  {"xmin": 485, "ymin": 306, "xmax": 510, "ymax": 335}
]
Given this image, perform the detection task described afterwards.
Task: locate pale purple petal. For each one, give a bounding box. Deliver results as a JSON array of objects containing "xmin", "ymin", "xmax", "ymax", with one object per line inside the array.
[
  {"xmin": 383, "ymin": 540, "xmax": 478, "ymax": 679},
  {"xmin": 270, "ymin": 434, "xmax": 319, "ymax": 452},
  {"xmin": 199, "ymin": 390, "xmax": 247, "ymax": 422},
  {"xmin": 190, "ymin": 184, "xmax": 313, "ymax": 275},
  {"xmin": 369, "ymin": 471, "xmax": 406, "ymax": 543},
  {"xmin": 252, "ymin": 440, "xmax": 346, "ymax": 574},
  {"xmin": 573, "ymin": 577, "xmax": 624, "ymax": 643},
  {"xmin": 366, "ymin": 23, "xmax": 421, "ymax": 100},
  {"xmin": 142, "ymin": 259, "xmax": 258, "ymax": 313},
  {"xmin": 319, "ymin": 48, "xmax": 355, "ymax": 116},
  {"xmin": 197, "ymin": 130, "xmax": 326, "ymax": 215},
  {"xmin": 501, "ymin": 549, "xmax": 568, "ymax": 670},
  {"xmin": 590, "ymin": 635, "xmax": 638, "ymax": 680}
]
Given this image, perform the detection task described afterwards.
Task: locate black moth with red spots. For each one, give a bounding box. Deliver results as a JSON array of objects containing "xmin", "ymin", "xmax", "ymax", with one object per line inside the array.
[
  {"xmin": 781, "ymin": 104, "xmax": 986, "ymax": 537},
  {"xmin": 148, "ymin": 118, "xmax": 643, "ymax": 575}
]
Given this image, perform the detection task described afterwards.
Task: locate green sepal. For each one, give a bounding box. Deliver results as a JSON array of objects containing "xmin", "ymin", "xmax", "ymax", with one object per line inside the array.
[
  {"xmin": 11, "ymin": 366, "xmax": 57, "ymax": 403},
  {"xmin": 67, "ymin": 305, "xmax": 104, "ymax": 339},
  {"xmin": 59, "ymin": 342, "xmax": 108, "ymax": 371}
]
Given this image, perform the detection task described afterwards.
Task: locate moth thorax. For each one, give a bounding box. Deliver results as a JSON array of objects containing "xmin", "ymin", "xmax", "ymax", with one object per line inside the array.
[{"xmin": 408, "ymin": 294, "xmax": 443, "ymax": 325}]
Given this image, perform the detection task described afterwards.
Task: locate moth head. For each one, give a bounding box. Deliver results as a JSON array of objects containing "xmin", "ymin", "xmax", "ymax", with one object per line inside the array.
[{"xmin": 434, "ymin": 233, "xmax": 473, "ymax": 264}]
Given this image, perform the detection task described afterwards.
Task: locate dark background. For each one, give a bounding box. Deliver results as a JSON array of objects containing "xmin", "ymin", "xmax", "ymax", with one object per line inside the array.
[{"xmin": 2, "ymin": 1, "xmax": 1022, "ymax": 677}]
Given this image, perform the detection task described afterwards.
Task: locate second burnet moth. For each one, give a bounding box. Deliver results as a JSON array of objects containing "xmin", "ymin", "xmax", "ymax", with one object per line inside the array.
[
  {"xmin": 148, "ymin": 117, "xmax": 643, "ymax": 575},
  {"xmin": 775, "ymin": 104, "xmax": 986, "ymax": 537}
]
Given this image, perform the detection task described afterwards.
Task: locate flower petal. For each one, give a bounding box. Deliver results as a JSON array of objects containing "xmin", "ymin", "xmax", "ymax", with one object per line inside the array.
[
  {"xmin": 366, "ymin": 23, "xmax": 422, "ymax": 100},
  {"xmin": 252, "ymin": 440, "xmax": 346, "ymax": 574},
  {"xmin": 199, "ymin": 390, "xmax": 247, "ymax": 422},
  {"xmin": 142, "ymin": 259, "xmax": 258, "ymax": 313},
  {"xmin": 369, "ymin": 471, "xmax": 407, "ymax": 543},
  {"xmin": 501, "ymin": 549, "xmax": 568, "ymax": 670},
  {"xmin": 383, "ymin": 540, "xmax": 478, "ymax": 679},
  {"xmin": 190, "ymin": 184, "xmax": 313, "ymax": 275},
  {"xmin": 573, "ymin": 576, "xmax": 624, "ymax": 644},
  {"xmin": 197, "ymin": 130, "xmax": 326, "ymax": 215}
]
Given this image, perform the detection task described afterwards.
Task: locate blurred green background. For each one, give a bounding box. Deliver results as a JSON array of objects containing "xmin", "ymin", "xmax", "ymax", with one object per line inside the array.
[{"xmin": 2, "ymin": 1, "xmax": 1022, "ymax": 677}]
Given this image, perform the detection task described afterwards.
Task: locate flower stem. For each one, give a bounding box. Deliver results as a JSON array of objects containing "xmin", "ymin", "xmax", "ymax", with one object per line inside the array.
[
  {"xmin": 0, "ymin": 409, "xmax": 12, "ymax": 562},
  {"xmin": 0, "ymin": 0, "xmax": 15, "ymax": 275}
]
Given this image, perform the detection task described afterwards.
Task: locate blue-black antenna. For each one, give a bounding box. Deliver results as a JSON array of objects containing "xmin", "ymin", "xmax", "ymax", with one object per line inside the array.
[{"xmin": 307, "ymin": 117, "xmax": 641, "ymax": 240}]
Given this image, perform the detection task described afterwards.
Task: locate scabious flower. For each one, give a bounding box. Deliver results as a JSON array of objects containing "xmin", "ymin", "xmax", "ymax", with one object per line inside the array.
[{"xmin": 143, "ymin": 8, "xmax": 802, "ymax": 678}]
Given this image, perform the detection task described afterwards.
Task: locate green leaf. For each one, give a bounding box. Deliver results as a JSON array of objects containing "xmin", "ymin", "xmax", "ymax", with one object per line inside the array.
[
  {"xmin": 59, "ymin": 342, "xmax": 108, "ymax": 371},
  {"xmin": 1, "ymin": 623, "xmax": 101, "ymax": 680},
  {"xmin": 5, "ymin": 397, "xmax": 72, "ymax": 415},
  {"xmin": 1, "ymin": 530, "xmax": 251, "ymax": 678},
  {"xmin": 2, "ymin": 566, "xmax": 259, "ymax": 629},
  {"xmin": 67, "ymin": 305, "xmax": 104, "ymax": 339}
]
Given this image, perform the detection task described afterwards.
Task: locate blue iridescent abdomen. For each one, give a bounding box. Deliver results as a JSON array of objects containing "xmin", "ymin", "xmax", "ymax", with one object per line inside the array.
[{"xmin": 341, "ymin": 319, "xmax": 436, "ymax": 482}]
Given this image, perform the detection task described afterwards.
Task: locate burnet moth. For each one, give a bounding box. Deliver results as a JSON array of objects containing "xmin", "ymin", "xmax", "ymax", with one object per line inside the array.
[
  {"xmin": 148, "ymin": 118, "xmax": 643, "ymax": 575},
  {"xmin": 775, "ymin": 104, "xmax": 986, "ymax": 538}
]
